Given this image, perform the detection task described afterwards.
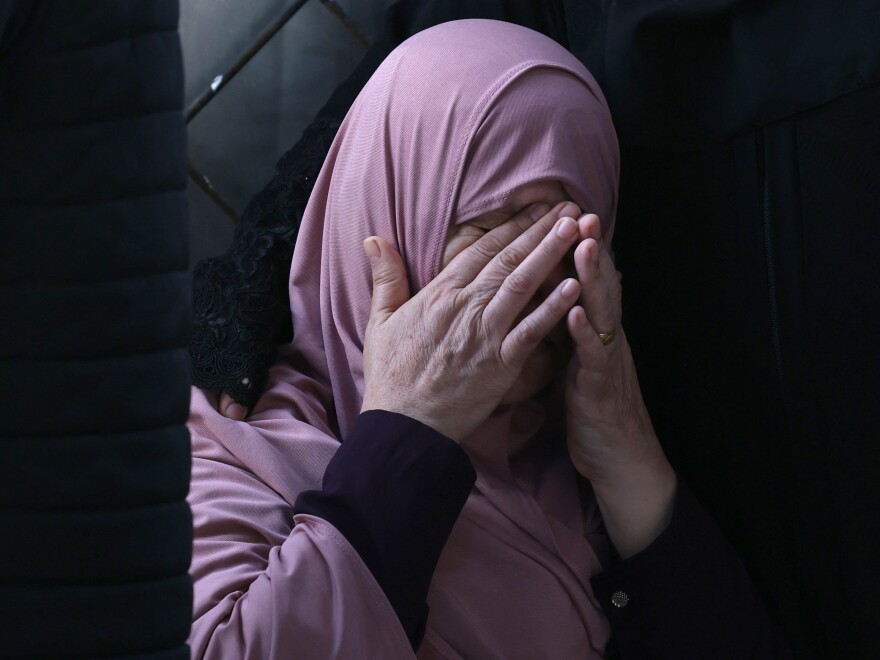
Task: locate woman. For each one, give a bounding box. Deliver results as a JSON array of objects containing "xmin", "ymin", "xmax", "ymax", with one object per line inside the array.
[{"xmin": 188, "ymin": 20, "xmax": 784, "ymax": 658}]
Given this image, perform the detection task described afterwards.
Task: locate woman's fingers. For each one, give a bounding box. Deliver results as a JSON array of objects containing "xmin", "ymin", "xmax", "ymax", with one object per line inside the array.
[
  {"xmin": 440, "ymin": 202, "xmax": 550, "ymax": 287},
  {"xmin": 480, "ymin": 210, "xmax": 581, "ymax": 332},
  {"xmin": 501, "ymin": 276, "xmax": 581, "ymax": 368},
  {"xmin": 477, "ymin": 202, "xmax": 579, "ymax": 291},
  {"xmin": 573, "ymin": 236, "xmax": 622, "ymax": 341},
  {"xmin": 442, "ymin": 200, "xmax": 578, "ymax": 288},
  {"xmin": 219, "ymin": 392, "xmax": 247, "ymax": 420},
  {"xmin": 567, "ymin": 304, "xmax": 607, "ymax": 372},
  {"xmin": 361, "ymin": 199, "xmax": 585, "ymax": 442},
  {"xmin": 577, "ymin": 212, "xmax": 602, "ymax": 245},
  {"xmin": 364, "ymin": 236, "xmax": 412, "ymax": 329}
]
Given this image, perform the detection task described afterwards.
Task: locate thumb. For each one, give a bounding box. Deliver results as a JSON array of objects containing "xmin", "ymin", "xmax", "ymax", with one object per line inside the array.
[{"xmin": 364, "ymin": 236, "xmax": 410, "ymax": 326}]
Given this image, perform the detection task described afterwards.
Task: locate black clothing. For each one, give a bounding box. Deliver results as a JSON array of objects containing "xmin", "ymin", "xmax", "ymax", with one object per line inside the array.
[
  {"xmin": 295, "ymin": 410, "xmax": 476, "ymax": 647},
  {"xmin": 596, "ymin": 0, "xmax": 880, "ymax": 146},
  {"xmin": 296, "ymin": 410, "xmax": 789, "ymax": 658},
  {"xmin": 191, "ymin": 0, "xmax": 880, "ymax": 656},
  {"xmin": 614, "ymin": 85, "xmax": 880, "ymax": 659},
  {"xmin": 190, "ymin": 116, "xmax": 341, "ymax": 408},
  {"xmin": 1, "ymin": 1, "xmax": 191, "ymax": 656}
]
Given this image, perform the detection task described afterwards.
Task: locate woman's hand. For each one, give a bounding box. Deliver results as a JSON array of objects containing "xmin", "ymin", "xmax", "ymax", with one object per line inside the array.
[
  {"xmin": 218, "ymin": 392, "xmax": 247, "ymax": 421},
  {"xmin": 565, "ymin": 214, "xmax": 677, "ymax": 558},
  {"xmin": 361, "ymin": 202, "xmax": 583, "ymax": 443}
]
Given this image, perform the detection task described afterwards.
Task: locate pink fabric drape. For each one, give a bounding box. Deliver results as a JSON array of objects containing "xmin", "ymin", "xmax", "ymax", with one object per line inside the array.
[{"xmin": 189, "ymin": 19, "xmax": 619, "ymax": 658}]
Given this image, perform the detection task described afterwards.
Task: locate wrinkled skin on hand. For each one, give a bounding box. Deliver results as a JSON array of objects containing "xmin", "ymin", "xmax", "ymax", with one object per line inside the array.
[
  {"xmin": 360, "ymin": 201, "xmax": 583, "ymax": 442},
  {"xmin": 564, "ymin": 213, "xmax": 677, "ymax": 558}
]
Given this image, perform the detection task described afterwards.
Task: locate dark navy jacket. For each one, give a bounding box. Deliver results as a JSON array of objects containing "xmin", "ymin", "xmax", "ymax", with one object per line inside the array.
[{"xmin": 0, "ymin": 1, "xmax": 191, "ymax": 657}]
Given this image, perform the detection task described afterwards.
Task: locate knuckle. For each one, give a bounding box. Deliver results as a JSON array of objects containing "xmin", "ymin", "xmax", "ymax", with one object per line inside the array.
[
  {"xmin": 372, "ymin": 266, "xmax": 394, "ymax": 287},
  {"xmin": 503, "ymin": 269, "xmax": 533, "ymax": 298},
  {"xmin": 496, "ymin": 244, "xmax": 529, "ymax": 273},
  {"xmin": 608, "ymin": 278, "xmax": 623, "ymax": 303},
  {"xmin": 476, "ymin": 231, "xmax": 513, "ymax": 258},
  {"xmin": 516, "ymin": 319, "xmax": 543, "ymax": 348},
  {"xmin": 468, "ymin": 239, "xmax": 499, "ymax": 263},
  {"xmin": 468, "ymin": 286, "xmax": 495, "ymax": 312},
  {"xmin": 510, "ymin": 212, "xmax": 536, "ymax": 232}
]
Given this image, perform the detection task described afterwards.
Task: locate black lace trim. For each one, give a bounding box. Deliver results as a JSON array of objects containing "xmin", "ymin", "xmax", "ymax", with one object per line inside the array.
[{"xmin": 190, "ymin": 117, "xmax": 342, "ymax": 409}]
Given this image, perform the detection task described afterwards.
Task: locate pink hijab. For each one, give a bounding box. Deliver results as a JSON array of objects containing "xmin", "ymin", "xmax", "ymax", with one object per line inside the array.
[{"xmin": 189, "ymin": 19, "xmax": 619, "ymax": 658}]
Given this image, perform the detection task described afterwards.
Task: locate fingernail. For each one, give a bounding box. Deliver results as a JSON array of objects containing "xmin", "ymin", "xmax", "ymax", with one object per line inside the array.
[
  {"xmin": 558, "ymin": 202, "xmax": 580, "ymax": 219},
  {"xmin": 587, "ymin": 213, "xmax": 605, "ymax": 235},
  {"xmin": 225, "ymin": 402, "xmax": 247, "ymax": 420},
  {"xmin": 529, "ymin": 203, "xmax": 551, "ymax": 221},
  {"xmin": 556, "ymin": 217, "xmax": 577, "ymax": 239},
  {"xmin": 562, "ymin": 278, "xmax": 579, "ymax": 297},
  {"xmin": 583, "ymin": 239, "xmax": 597, "ymax": 264},
  {"xmin": 363, "ymin": 238, "xmax": 380, "ymax": 264}
]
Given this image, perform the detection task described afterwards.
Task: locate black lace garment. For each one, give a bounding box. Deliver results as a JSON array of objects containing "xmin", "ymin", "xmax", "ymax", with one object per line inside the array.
[{"xmin": 190, "ymin": 117, "xmax": 341, "ymax": 408}]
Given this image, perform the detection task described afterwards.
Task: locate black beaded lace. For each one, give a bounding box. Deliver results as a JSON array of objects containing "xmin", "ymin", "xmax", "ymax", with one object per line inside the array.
[{"xmin": 190, "ymin": 117, "xmax": 342, "ymax": 409}]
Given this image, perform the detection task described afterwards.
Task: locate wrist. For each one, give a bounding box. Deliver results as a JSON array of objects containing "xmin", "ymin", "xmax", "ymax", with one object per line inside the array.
[
  {"xmin": 360, "ymin": 400, "xmax": 458, "ymax": 443},
  {"xmin": 591, "ymin": 456, "xmax": 677, "ymax": 559}
]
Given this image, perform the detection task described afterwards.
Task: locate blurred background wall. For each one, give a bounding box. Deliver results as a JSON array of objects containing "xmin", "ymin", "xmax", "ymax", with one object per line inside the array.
[{"xmin": 180, "ymin": 0, "xmax": 391, "ymax": 269}]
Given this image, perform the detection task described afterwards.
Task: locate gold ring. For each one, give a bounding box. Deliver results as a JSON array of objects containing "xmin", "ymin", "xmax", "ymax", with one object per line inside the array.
[{"xmin": 598, "ymin": 327, "xmax": 617, "ymax": 346}]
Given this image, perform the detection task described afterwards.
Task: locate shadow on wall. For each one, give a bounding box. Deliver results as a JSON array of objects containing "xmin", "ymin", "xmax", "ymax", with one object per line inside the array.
[{"xmin": 181, "ymin": 0, "xmax": 391, "ymax": 270}]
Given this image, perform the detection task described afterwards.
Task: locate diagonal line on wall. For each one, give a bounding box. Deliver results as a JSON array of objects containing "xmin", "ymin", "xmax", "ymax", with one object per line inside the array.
[
  {"xmin": 185, "ymin": 0, "xmax": 312, "ymax": 123},
  {"xmin": 186, "ymin": 0, "xmax": 374, "ymax": 222},
  {"xmin": 188, "ymin": 162, "xmax": 241, "ymax": 222},
  {"xmin": 319, "ymin": 0, "xmax": 373, "ymax": 48}
]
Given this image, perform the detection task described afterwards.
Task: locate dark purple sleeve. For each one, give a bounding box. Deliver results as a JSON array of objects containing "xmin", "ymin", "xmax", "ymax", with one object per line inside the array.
[
  {"xmin": 293, "ymin": 409, "xmax": 476, "ymax": 647},
  {"xmin": 590, "ymin": 484, "xmax": 792, "ymax": 659}
]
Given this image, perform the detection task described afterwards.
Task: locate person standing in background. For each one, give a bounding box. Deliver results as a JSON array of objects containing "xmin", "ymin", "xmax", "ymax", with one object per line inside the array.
[{"xmin": 1, "ymin": 1, "xmax": 192, "ymax": 656}]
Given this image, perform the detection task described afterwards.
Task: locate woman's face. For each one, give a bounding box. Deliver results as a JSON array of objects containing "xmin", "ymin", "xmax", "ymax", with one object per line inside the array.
[{"xmin": 441, "ymin": 180, "xmax": 575, "ymax": 405}]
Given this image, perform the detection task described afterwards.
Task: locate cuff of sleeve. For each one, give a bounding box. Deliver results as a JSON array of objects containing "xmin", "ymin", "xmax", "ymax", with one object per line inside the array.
[
  {"xmin": 590, "ymin": 483, "xmax": 712, "ymax": 658},
  {"xmin": 591, "ymin": 482, "xmax": 706, "ymax": 608},
  {"xmin": 590, "ymin": 483, "xmax": 790, "ymax": 659},
  {"xmin": 294, "ymin": 409, "xmax": 476, "ymax": 647}
]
